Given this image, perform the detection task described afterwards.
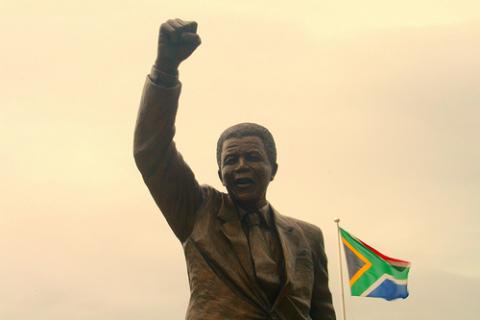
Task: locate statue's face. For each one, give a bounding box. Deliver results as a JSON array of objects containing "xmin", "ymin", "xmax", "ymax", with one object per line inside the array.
[{"xmin": 218, "ymin": 136, "xmax": 276, "ymax": 210}]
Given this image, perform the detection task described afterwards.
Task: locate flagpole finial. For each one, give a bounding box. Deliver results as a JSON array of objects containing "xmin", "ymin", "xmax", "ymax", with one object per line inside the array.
[{"xmin": 334, "ymin": 218, "xmax": 340, "ymax": 223}]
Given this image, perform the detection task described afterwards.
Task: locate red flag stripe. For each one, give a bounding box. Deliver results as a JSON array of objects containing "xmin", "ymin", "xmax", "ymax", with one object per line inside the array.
[{"xmin": 357, "ymin": 238, "xmax": 411, "ymax": 267}]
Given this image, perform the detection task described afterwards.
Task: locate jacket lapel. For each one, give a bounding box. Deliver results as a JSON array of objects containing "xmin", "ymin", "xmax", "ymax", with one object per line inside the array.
[
  {"xmin": 191, "ymin": 193, "xmax": 270, "ymax": 312},
  {"xmin": 271, "ymin": 207, "xmax": 302, "ymax": 306},
  {"xmin": 217, "ymin": 202, "xmax": 255, "ymax": 280},
  {"xmin": 216, "ymin": 196, "xmax": 274, "ymax": 309},
  {"xmin": 216, "ymin": 200, "xmax": 310, "ymax": 315}
]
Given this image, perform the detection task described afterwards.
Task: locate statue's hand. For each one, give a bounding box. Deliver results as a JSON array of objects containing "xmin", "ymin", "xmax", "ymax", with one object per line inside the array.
[{"xmin": 155, "ymin": 18, "xmax": 201, "ymax": 74}]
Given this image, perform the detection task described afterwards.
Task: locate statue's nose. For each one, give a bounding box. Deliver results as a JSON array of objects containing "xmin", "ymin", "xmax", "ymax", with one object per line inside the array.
[{"xmin": 235, "ymin": 157, "xmax": 249, "ymax": 171}]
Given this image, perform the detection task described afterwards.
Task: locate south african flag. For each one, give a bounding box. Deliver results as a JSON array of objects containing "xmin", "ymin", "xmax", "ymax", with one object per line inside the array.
[{"xmin": 340, "ymin": 228, "xmax": 410, "ymax": 300}]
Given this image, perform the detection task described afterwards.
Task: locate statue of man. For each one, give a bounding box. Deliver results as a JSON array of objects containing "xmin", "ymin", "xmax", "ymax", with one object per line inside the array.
[{"xmin": 134, "ymin": 18, "xmax": 336, "ymax": 320}]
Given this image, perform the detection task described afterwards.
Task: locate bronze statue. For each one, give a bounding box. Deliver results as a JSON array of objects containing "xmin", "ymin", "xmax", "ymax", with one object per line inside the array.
[{"xmin": 134, "ymin": 18, "xmax": 336, "ymax": 320}]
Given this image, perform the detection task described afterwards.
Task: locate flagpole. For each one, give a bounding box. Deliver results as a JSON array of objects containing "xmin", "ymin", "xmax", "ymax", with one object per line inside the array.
[{"xmin": 334, "ymin": 218, "xmax": 347, "ymax": 320}]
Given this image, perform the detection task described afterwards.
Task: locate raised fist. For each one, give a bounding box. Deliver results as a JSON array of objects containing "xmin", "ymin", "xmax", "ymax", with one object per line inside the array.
[{"xmin": 155, "ymin": 18, "xmax": 201, "ymax": 74}]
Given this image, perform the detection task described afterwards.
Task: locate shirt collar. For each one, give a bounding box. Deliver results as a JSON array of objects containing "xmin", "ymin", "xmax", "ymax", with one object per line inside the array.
[{"xmin": 237, "ymin": 203, "xmax": 273, "ymax": 228}]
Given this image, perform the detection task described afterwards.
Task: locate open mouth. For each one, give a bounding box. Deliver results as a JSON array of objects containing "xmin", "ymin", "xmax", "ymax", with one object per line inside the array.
[{"xmin": 234, "ymin": 177, "xmax": 255, "ymax": 188}]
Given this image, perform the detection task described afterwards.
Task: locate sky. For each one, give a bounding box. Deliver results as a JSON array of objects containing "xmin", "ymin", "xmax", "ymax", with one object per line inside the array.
[{"xmin": 1, "ymin": 0, "xmax": 479, "ymax": 319}]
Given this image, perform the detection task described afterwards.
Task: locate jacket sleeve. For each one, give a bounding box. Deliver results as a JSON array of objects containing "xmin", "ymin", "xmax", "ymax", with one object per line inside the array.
[
  {"xmin": 133, "ymin": 77, "xmax": 203, "ymax": 242},
  {"xmin": 310, "ymin": 228, "xmax": 336, "ymax": 320}
]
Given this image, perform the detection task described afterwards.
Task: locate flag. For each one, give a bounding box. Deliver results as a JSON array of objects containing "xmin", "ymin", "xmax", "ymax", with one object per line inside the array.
[{"xmin": 340, "ymin": 228, "xmax": 410, "ymax": 301}]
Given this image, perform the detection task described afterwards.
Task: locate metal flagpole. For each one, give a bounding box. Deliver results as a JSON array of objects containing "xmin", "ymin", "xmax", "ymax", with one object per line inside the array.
[{"xmin": 334, "ymin": 218, "xmax": 347, "ymax": 320}]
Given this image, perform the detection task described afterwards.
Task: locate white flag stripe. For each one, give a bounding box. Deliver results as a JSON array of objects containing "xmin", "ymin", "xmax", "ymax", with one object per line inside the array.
[{"xmin": 361, "ymin": 273, "xmax": 408, "ymax": 297}]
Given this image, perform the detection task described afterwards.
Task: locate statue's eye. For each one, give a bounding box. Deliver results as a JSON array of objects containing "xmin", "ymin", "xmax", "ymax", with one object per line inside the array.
[
  {"xmin": 223, "ymin": 156, "xmax": 236, "ymax": 165},
  {"xmin": 247, "ymin": 152, "xmax": 262, "ymax": 162}
]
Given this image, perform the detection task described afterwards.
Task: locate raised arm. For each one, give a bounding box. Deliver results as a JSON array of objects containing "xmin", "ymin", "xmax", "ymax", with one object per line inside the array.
[{"xmin": 134, "ymin": 19, "xmax": 203, "ymax": 242}]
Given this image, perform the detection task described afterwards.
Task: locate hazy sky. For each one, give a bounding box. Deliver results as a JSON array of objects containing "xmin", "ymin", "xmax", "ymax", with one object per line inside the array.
[{"xmin": 1, "ymin": 1, "xmax": 479, "ymax": 319}]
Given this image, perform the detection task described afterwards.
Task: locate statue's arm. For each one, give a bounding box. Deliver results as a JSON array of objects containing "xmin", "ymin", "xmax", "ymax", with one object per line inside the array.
[
  {"xmin": 134, "ymin": 19, "xmax": 203, "ymax": 242},
  {"xmin": 310, "ymin": 227, "xmax": 337, "ymax": 320}
]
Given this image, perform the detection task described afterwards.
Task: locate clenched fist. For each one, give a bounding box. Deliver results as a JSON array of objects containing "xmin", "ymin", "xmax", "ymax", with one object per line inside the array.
[{"xmin": 155, "ymin": 18, "xmax": 201, "ymax": 74}]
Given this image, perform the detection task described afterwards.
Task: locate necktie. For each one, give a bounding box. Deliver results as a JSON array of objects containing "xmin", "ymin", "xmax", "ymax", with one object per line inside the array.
[{"xmin": 246, "ymin": 212, "xmax": 280, "ymax": 301}]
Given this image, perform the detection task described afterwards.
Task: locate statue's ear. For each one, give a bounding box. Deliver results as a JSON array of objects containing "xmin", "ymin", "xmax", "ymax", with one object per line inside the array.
[
  {"xmin": 271, "ymin": 163, "xmax": 278, "ymax": 181},
  {"xmin": 218, "ymin": 169, "xmax": 225, "ymax": 185}
]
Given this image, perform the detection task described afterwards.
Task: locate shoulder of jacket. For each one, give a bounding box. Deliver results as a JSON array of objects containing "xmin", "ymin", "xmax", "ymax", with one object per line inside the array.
[
  {"xmin": 273, "ymin": 211, "xmax": 323, "ymax": 240},
  {"xmin": 198, "ymin": 184, "xmax": 221, "ymax": 204},
  {"xmin": 282, "ymin": 215, "xmax": 325, "ymax": 250},
  {"xmin": 196, "ymin": 184, "xmax": 229, "ymax": 216},
  {"xmin": 279, "ymin": 215, "xmax": 323, "ymax": 237}
]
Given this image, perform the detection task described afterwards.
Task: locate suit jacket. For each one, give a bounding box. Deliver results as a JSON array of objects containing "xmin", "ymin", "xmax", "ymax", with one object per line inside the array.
[{"xmin": 134, "ymin": 77, "xmax": 336, "ymax": 320}]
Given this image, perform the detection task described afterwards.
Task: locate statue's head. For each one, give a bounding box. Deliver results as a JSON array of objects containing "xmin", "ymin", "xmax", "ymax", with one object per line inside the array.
[{"xmin": 216, "ymin": 123, "xmax": 278, "ymax": 209}]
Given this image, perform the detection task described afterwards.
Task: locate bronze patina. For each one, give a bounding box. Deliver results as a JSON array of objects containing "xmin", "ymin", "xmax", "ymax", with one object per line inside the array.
[{"xmin": 134, "ymin": 18, "xmax": 336, "ymax": 320}]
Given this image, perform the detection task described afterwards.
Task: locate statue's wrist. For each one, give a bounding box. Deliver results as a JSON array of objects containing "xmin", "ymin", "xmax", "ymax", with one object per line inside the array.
[
  {"xmin": 150, "ymin": 65, "xmax": 179, "ymax": 87},
  {"xmin": 154, "ymin": 57, "xmax": 179, "ymax": 76}
]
